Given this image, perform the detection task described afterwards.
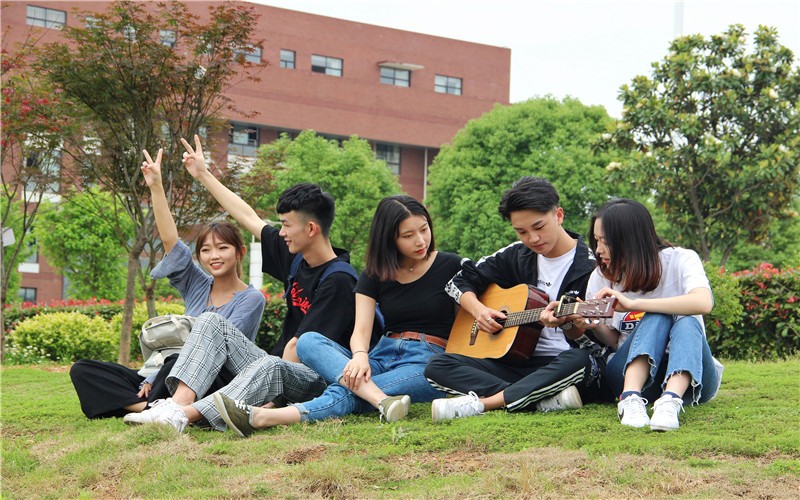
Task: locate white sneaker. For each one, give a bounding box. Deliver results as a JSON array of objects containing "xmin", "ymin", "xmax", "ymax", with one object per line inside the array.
[
  {"xmin": 617, "ymin": 394, "xmax": 650, "ymax": 428},
  {"xmin": 378, "ymin": 395, "xmax": 411, "ymax": 423},
  {"xmin": 431, "ymin": 391, "xmax": 485, "ymax": 421},
  {"xmin": 536, "ymin": 385, "xmax": 583, "ymax": 412},
  {"xmin": 650, "ymin": 394, "xmax": 685, "ymax": 431},
  {"xmin": 123, "ymin": 398, "xmax": 188, "ymax": 433}
]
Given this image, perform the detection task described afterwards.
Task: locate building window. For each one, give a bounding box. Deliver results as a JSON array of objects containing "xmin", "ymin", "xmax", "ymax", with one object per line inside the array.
[
  {"xmin": 234, "ymin": 44, "xmax": 261, "ymax": 64},
  {"xmin": 25, "ymin": 150, "xmax": 61, "ymax": 193},
  {"xmin": 380, "ymin": 67, "xmax": 410, "ymax": 87},
  {"xmin": 160, "ymin": 29, "xmax": 176, "ymax": 48},
  {"xmin": 229, "ymin": 123, "xmax": 259, "ymax": 156},
  {"xmin": 435, "ymin": 75, "xmax": 462, "ymax": 95},
  {"xmin": 26, "ymin": 5, "xmax": 66, "ymax": 28},
  {"xmin": 311, "ymin": 55, "xmax": 342, "ymax": 77},
  {"xmin": 123, "ymin": 25, "xmax": 137, "ymax": 41},
  {"xmin": 18, "ymin": 287, "xmax": 37, "ymax": 303},
  {"xmin": 24, "ymin": 230, "xmax": 38, "ymax": 264},
  {"xmin": 376, "ymin": 143, "xmax": 401, "ymax": 175},
  {"xmin": 85, "ymin": 16, "xmax": 99, "ymax": 29},
  {"xmin": 280, "ymin": 50, "xmax": 295, "ymax": 69}
]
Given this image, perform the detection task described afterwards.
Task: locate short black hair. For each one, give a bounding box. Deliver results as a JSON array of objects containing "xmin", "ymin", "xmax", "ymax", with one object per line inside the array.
[
  {"xmin": 498, "ymin": 176, "xmax": 560, "ymax": 220},
  {"xmin": 364, "ymin": 195, "xmax": 435, "ymax": 282},
  {"xmin": 276, "ymin": 183, "xmax": 336, "ymax": 237}
]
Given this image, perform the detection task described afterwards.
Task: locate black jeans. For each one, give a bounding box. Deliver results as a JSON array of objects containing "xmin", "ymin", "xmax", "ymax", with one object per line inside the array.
[{"xmin": 424, "ymin": 347, "xmax": 611, "ymax": 411}]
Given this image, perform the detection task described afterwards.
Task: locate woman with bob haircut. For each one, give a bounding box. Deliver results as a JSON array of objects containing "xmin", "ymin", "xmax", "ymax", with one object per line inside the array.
[
  {"xmin": 211, "ymin": 195, "xmax": 464, "ymax": 437},
  {"xmin": 70, "ymin": 148, "xmax": 265, "ymax": 421},
  {"xmin": 576, "ymin": 198, "xmax": 723, "ymax": 431}
]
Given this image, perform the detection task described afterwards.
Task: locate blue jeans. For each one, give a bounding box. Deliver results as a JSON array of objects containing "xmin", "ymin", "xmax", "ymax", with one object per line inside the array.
[
  {"xmin": 293, "ymin": 333, "xmax": 445, "ymax": 422},
  {"xmin": 606, "ymin": 313, "xmax": 718, "ymax": 405}
]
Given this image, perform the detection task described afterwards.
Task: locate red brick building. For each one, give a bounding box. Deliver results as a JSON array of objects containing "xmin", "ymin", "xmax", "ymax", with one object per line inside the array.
[{"xmin": 2, "ymin": 1, "xmax": 510, "ymax": 302}]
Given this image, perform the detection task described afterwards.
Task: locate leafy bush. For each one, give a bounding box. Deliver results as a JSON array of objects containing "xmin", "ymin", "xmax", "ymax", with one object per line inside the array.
[
  {"xmin": 255, "ymin": 291, "xmax": 286, "ymax": 354},
  {"xmin": 109, "ymin": 301, "xmax": 186, "ymax": 362},
  {"xmin": 4, "ymin": 298, "xmax": 125, "ymax": 335},
  {"xmin": 7, "ymin": 312, "xmax": 117, "ymax": 362},
  {"xmin": 704, "ymin": 262, "xmax": 744, "ymax": 358},
  {"xmin": 732, "ymin": 263, "xmax": 799, "ymax": 359}
]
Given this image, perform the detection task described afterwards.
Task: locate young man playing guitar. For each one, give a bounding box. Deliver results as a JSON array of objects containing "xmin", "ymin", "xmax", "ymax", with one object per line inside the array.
[{"xmin": 425, "ymin": 176, "xmax": 611, "ymax": 419}]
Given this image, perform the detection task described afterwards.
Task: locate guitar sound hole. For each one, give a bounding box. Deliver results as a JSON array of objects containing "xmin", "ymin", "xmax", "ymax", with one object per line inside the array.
[{"xmin": 489, "ymin": 307, "xmax": 510, "ymax": 336}]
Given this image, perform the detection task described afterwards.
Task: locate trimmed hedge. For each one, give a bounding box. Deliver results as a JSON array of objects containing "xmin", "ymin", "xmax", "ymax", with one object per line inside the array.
[
  {"xmin": 7, "ymin": 312, "xmax": 117, "ymax": 363},
  {"xmin": 3, "ymin": 291, "xmax": 286, "ymax": 365},
  {"xmin": 730, "ymin": 263, "xmax": 798, "ymax": 359},
  {"xmin": 4, "ymin": 298, "xmax": 126, "ymax": 334}
]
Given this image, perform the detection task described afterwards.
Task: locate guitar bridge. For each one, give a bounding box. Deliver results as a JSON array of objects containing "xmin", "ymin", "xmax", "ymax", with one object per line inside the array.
[{"xmin": 469, "ymin": 322, "xmax": 478, "ymax": 346}]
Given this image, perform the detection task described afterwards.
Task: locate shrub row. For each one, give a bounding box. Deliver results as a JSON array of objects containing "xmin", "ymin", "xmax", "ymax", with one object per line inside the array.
[
  {"xmin": 708, "ymin": 263, "xmax": 799, "ymax": 359},
  {"xmin": 3, "ymin": 292, "xmax": 286, "ymax": 364},
  {"xmin": 3, "ymin": 264, "xmax": 798, "ymax": 364}
]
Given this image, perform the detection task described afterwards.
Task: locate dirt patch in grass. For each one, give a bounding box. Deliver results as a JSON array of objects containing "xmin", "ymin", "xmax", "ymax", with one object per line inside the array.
[
  {"xmin": 285, "ymin": 444, "xmax": 328, "ymax": 464},
  {"xmin": 380, "ymin": 447, "xmax": 800, "ymax": 498}
]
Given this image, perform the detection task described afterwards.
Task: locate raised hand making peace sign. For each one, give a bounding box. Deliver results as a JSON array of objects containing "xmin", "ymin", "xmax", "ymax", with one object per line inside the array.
[
  {"xmin": 180, "ymin": 134, "xmax": 208, "ymax": 179},
  {"xmin": 141, "ymin": 148, "xmax": 164, "ymax": 188}
]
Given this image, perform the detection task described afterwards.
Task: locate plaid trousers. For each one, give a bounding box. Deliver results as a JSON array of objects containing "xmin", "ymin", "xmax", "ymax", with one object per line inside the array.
[{"xmin": 166, "ymin": 312, "xmax": 327, "ymax": 430}]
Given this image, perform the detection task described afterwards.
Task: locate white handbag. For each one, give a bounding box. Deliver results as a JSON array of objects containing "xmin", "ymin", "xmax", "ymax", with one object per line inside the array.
[{"xmin": 137, "ymin": 314, "xmax": 196, "ymax": 377}]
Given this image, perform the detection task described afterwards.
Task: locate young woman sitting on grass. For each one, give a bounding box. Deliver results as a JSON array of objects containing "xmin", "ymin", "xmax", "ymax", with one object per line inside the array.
[
  {"xmin": 69, "ymin": 148, "xmax": 264, "ymax": 420},
  {"xmin": 212, "ymin": 195, "xmax": 464, "ymax": 437},
  {"xmin": 577, "ymin": 198, "xmax": 723, "ymax": 431}
]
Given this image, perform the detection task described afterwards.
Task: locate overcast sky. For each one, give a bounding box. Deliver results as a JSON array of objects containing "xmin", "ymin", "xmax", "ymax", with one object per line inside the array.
[{"xmin": 254, "ymin": 0, "xmax": 800, "ymax": 118}]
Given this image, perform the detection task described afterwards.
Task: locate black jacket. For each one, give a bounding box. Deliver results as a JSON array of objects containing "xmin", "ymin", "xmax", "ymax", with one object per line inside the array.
[{"xmin": 445, "ymin": 230, "xmax": 596, "ymax": 304}]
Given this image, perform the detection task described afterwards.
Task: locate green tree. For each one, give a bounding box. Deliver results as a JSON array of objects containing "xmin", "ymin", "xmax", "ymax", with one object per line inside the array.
[
  {"xmin": 35, "ymin": 0, "xmax": 263, "ymax": 363},
  {"xmin": 34, "ymin": 188, "xmax": 131, "ymax": 300},
  {"xmin": 242, "ymin": 131, "xmax": 401, "ymax": 270},
  {"xmin": 427, "ymin": 96, "xmax": 622, "ymax": 260},
  {"xmin": 1, "ymin": 21, "xmax": 79, "ymax": 361},
  {"xmin": 0, "ymin": 193, "xmax": 35, "ymax": 302},
  {"xmin": 603, "ymin": 25, "xmax": 800, "ymax": 266}
]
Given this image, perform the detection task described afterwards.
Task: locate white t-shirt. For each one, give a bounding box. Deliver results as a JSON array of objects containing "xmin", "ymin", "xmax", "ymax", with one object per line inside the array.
[
  {"xmin": 586, "ymin": 246, "xmax": 711, "ymax": 349},
  {"xmin": 533, "ymin": 247, "xmax": 576, "ymax": 356},
  {"xmin": 586, "ymin": 246, "xmax": 725, "ymax": 401}
]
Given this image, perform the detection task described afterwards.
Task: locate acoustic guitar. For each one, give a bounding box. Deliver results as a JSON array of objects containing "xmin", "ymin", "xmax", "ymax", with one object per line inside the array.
[{"xmin": 445, "ymin": 283, "xmax": 617, "ymax": 364}]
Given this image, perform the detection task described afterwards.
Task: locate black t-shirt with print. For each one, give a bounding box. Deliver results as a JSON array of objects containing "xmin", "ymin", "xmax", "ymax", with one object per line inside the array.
[
  {"xmin": 354, "ymin": 251, "xmax": 463, "ymax": 339},
  {"xmin": 260, "ymin": 225, "xmax": 356, "ymax": 356}
]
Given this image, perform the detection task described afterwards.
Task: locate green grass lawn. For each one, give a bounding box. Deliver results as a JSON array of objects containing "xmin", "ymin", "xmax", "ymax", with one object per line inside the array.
[{"xmin": 2, "ymin": 358, "xmax": 798, "ymax": 499}]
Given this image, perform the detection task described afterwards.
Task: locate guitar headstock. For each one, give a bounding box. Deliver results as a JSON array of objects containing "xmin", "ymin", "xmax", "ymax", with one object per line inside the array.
[{"xmin": 555, "ymin": 296, "xmax": 617, "ymax": 318}]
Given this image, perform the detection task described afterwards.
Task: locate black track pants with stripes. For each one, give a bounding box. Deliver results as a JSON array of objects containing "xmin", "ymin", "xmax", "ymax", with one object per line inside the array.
[{"xmin": 424, "ymin": 348, "xmax": 611, "ymax": 412}]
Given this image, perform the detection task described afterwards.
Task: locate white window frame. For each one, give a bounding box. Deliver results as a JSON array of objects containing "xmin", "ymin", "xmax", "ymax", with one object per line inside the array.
[
  {"xmin": 234, "ymin": 44, "xmax": 261, "ymax": 64},
  {"xmin": 380, "ymin": 67, "xmax": 410, "ymax": 87},
  {"xmin": 229, "ymin": 123, "xmax": 259, "ymax": 156},
  {"xmin": 26, "ymin": 5, "xmax": 65, "ymax": 28},
  {"xmin": 435, "ymin": 75, "xmax": 462, "ymax": 95},
  {"xmin": 160, "ymin": 29, "xmax": 177, "ymax": 48},
  {"xmin": 280, "ymin": 49, "xmax": 295, "ymax": 69},
  {"xmin": 311, "ymin": 55, "xmax": 343, "ymax": 77},
  {"xmin": 375, "ymin": 143, "xmax": 401, "ymax": 175}
]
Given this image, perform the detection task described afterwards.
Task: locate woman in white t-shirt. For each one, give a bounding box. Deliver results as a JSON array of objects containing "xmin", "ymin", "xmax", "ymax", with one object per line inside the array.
[{"xmin": 579, "ymin": 199, "xmax": 722, "ymax": 431}]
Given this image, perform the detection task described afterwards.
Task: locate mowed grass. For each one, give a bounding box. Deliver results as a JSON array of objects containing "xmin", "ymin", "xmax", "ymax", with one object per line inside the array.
[{"xmin": 1, "ymin": 358, "xmax": 798, "ymax": 499}]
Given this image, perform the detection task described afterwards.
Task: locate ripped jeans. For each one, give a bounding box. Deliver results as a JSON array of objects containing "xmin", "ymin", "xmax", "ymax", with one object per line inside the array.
[{"xmin": 605, "ymin": 313, "xmax": 718, "ymax": 405}]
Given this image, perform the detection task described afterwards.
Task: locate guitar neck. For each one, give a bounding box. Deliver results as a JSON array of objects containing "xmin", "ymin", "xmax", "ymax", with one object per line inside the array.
[{"xmin": 498, "ymin": 307, "xmax": 545, "ymax": 328}]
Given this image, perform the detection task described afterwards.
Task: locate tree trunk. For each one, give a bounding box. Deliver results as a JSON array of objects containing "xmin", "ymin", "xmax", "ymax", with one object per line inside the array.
[
  {"xmin": 144, "ymin": 280, "xmax": 157, "ymax": 318},
  {"xmin": 719, "ymin": 245, "xmax": 734, "ymax": 268},
  {"xmin": 118, "ymin": 237, "xmax": 146, "ymax": 364}
]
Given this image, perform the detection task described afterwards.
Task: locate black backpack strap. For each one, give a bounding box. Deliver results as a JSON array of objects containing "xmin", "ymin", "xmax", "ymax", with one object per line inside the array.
[
  {"xmin": 320, "ymin": 261, "xmax": 359, "ymax": 282},
  {"xmin": 283, "ymin": 253, "xmax": 305, "ymax": 299}
]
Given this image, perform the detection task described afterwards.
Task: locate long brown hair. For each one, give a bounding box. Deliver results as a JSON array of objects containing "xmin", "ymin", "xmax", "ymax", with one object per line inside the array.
[
  {"xmin": 364, "ymin": 195, "xmax": 435, "ymax": 282},
  {"xmin": 589, "ymin": 199, "xmax": 671, "ymax": 293},
  {"xmin": 195, "ymin": 221, "xmax": 246, "ymax": 278}
]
